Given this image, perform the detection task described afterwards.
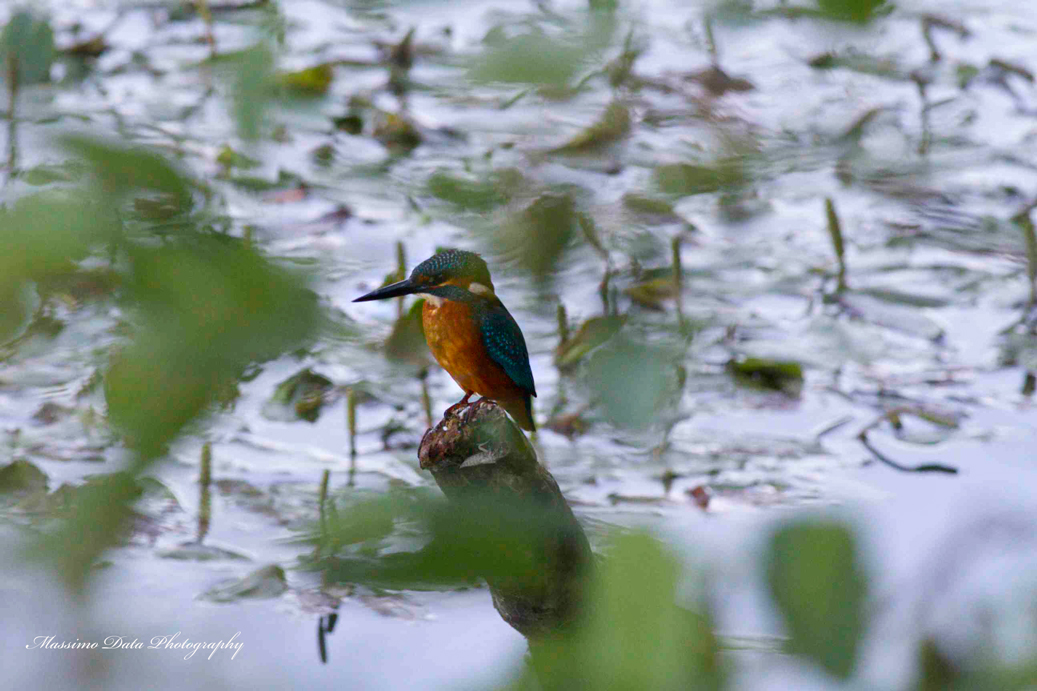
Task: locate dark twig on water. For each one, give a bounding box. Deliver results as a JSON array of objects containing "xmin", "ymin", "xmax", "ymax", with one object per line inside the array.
[{"xmin": 856, "ymin": 408, "xmax": 958, "ymax": 474}]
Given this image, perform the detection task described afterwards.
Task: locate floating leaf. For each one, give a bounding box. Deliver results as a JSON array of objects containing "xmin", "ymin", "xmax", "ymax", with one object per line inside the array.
[
  {"xmin": 0, "ymin": 460, "xmax": 48, "ymax": 495},
  {"xmin": 726, "ymin": 357, "xmax": 804, "ymax": 396},
  {"xmin": 654, "ymin": 159, "xmax": 747, "ymax": 196},
  {"xmin": 276, "ymin": 62, "xmax": 334, "ymax": 94},
  {"xmin": 766, "ymin": 520, "xmax": 866, "ymax": 679},
  {"xmin": 817, "ymin": 0, "xmax": 891, "ymax": 23},
  {"xmin": 159, "ymin": 542, "xmax": 250, "ymax": 562},
  {"xmin": 373, "ymin": 112, "xmax": 421, "ymax": 152},
  {"xmin": 470, "ymin": 30, "xmax": 588, "ymax": 88},
  {"xmin": 426, "ymin": 169, "xmax": 520, "ymax": 211},
  {"xmin": 554, "ymin": 315, "xmax": 625, "ymax": 370},
  {"xmin": 262, "ymin": 368, "xmax": 335, "ymax": 423},
  {"xmin": 551, "ymin": 101, "xmax": 631, "ymax": 153},
  {"xmin": 626, "ymin": 276, "xmax": 679, "ymax": 310},
  {"xmin": 216, "ymin": 144, "xmax": 261, "ymax": 170},
  {"xmin": 499, "ymin": 193, "xmax": 578, "ymax": 281}
]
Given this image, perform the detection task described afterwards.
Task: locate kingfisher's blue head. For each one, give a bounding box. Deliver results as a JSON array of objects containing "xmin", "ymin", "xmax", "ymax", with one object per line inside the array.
[{"xmin": 353, "ymin": 249, "xmax": 495, "ymax": 302}]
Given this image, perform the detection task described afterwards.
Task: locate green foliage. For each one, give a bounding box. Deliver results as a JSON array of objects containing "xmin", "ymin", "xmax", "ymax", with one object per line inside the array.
[
  {"xmin": 0, "ymin": 10, "xmax": 55, "ymax": 86},
  {"xmin": 726, "ymin": 357, "xmax": 804, "ymax": 396},
  {"xmin": 766, "ymin": 520, "xmax": 867, "ymax": 680},
  {"xmin": 517, "ymin": 533, "xmax": 725, "ymax": 691},
  {"xmin": 654, "ymin": 160, "xmax": 747, "ymax": 197},
  {"xmin": 427, "ymin": 170, "xmax": 520, "ymax": 211},
  {"xmin": 551, "ymin": 100, "xmax": 631, "ymax": 153},
  {"xmin": 554, "ymin": 314, "xmax": 625, "ymax": 370},
  {"xmin": 816, "ymin": 0, "xmax": 891, "ymax": 23},
  {"xmin": 586, "ymin": 335, "xmax": 674, "ymax": 428},
  {"xmin": 470, "ymin": 30, "xmax": 592, "ymax": 88},
  {"xmin": 498, "ymin": 193, "xmax": 578, "ymax": 282},
  {"xmin": 106, "ymin": 237, "xmax": 319, "ymax": 453},
  {"xmin": 226, "ymin": 44, "xmax": 275, "ymax": 141},
  {"xmin": 63, "ymin": 135, "xmax": 194, "ymax": 210},
  {"xmin": 276, "ymin": 62, "xmax": 334, "ymax": 95},
  {"xmin": 262, "ymin": 368, "xmax": 335, "ymax": 422},
  {"xmin": 4, "ymin": 137, "xmax": 320, "ymax": 592}
]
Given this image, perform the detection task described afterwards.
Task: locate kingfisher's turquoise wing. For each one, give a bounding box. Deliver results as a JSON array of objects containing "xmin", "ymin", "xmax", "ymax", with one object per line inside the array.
[{"xmin": 480, "ymin": 305, "xmax": 537, "ymax": 397}]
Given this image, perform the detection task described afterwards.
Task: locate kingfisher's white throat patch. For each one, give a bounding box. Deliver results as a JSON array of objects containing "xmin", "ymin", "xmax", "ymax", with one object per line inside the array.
[
  {"xmin": 419, "ymin": 293, "xmax": 444, "ymax": 308},
  {"xmin": 469, "ymin": 282, "xmax": 493, "ymax": 296}
]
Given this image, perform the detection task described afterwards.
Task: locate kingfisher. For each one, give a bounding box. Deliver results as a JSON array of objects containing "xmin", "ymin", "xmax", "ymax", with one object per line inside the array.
[{"xmin": 354, "ymin": 249, "xmax": 537, "ymax": 431}]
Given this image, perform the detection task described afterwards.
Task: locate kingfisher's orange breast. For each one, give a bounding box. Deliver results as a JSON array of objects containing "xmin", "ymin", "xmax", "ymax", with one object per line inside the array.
[{"xmin": 422, "ymin": 298, "xmax": 523, "ymax": 401}]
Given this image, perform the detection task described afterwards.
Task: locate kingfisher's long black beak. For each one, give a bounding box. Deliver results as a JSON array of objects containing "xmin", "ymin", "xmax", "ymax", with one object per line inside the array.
[{"xmin": 353, "ymin": 278, "xmax": 421, "ymax": 302}]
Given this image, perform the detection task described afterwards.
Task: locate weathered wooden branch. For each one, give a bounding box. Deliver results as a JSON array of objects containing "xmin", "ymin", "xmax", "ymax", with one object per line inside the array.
[{"xmin": 418, "ymin": 399, "xmax": 594, "ymax": 639}]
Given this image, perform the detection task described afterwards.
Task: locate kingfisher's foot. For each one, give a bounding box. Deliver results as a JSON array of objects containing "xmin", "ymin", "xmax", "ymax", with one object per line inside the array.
[{"xmin": 444, "ymin": 399, "xmax": 473, "ymax": 420}]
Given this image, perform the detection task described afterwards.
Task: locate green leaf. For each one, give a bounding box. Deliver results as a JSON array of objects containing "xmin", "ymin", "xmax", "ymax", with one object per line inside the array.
[
  {"xmin": 470, "ymin": 30, "xmax": 589, "ymax": 88},
  {"xmin": 105, "ymin": 238, "xmax": 319, "ymax": 454},
  {"xmin": 816, "ymin": 0, "xmax": 891, "ymax": 23},
  {"xmin": 554, "ymin": 315, "xmax": 625, "ymax": 370},
  {"xmin": 726, "ymin": 357, "xmax": 804, "ymax": 396},
  {"xmin": 0, "ymin": 10, "xmax": 55, "ymax": 86},
  {"xmin": 276, "ymin": 62, "xmax": 334, "ymax": 95},
  {"xmin": 654, "ymin": 159, "xmax": 747, "ymax": 196},
  {"xmin": 551, "ymin": 100, "xmax": 631, "ymax": 153},
  {"xmin": 262, "ymin": 368, "xmax": 335, "ymax": 423},
  {"xmin": 586, "ymin": 335, "xmax": 674, "ymax": 429},
  {"xmin": 766, "ymin": 520, "xmax": 867, "ymax": 679},
  {"xmin": 526, "ymin": 532, "xmax": 725, "ymax": 691},
  {"xmin": 231, "ymin": 44, "xmax": 274, "ymax": 140},
  {"xmin": 62, "ymin": 135, "xmax": 195, "ymax": 210},
  {"xmin": 498, "ymin": 192, "xmax": 578, "ymax": 281}
]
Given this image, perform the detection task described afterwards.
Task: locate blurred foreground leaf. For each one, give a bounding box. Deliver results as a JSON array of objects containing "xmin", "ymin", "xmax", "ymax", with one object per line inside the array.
[
  {"xmin": 766, "ymin": 520, "xmax": 867, "ymax": 679},
  {"xmin": 0, "ymin": 10, "xmax": 55, "ymax": 86},
  {"xmin": 384, "ymin": 298, "xmax": 429, "ymax": 366},
  {"xmin": 586, "ymin": 335, "xmax": 674, "ymax": 428},
  {"xmin": 106, "ymin": 238, "xmax": 319, "ymax": 453},
  {"xmin": 517, "ymin": 533, "xmax": 724, "ymax": 691},
  {"xmin": 63, "ymin": 135, "xmax": 195, "ymax": 211},
  {"xmin": 231, "ymin": 44, "xmax": 275, "ymax": 140}
]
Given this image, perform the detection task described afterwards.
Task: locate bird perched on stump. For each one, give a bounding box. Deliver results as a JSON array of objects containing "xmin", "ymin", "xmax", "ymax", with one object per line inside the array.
[{"xmin": 354, "ymin": 249, "xmax": 537, "ymax": 431}]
